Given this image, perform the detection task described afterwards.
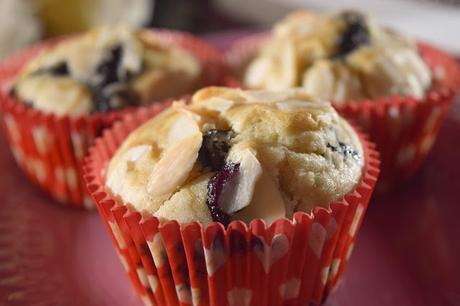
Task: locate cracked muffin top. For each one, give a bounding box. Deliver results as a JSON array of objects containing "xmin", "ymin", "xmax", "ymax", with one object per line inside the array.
[
  {"xmin": 12, "ymin": 25, "xmax": 202, "ymax": 116},
  {"xmin": 244, "ymin": 10, "xmax": 432, "ymax": 104},
  {"xmin": 105, "ymin": 87, "xmax": 364, "ymax": 226}
]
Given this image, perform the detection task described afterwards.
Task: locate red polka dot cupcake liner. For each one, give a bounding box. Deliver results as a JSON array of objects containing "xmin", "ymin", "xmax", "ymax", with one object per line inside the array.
[
  {"xmin": 83, "ymin": 103, "xmax": 380, "ymax": 306},
  {"xmin": 0, "ymin": 29, "xmax": 232, "ymax": 209},
  {"xmin": 226, "ymin": 34, "xmax": 460, "ymax": 190}
]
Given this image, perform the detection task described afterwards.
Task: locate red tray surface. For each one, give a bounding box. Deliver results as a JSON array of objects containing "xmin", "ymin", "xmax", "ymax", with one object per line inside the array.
[{"xmin": 0, "ymin": 33, "xmax": 459, "ymax": 306}]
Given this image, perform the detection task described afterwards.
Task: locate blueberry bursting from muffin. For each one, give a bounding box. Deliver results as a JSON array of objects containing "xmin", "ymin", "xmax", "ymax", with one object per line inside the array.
[
  {"xmin": 199, "ymin": 129, "xmax": 236, "ymax": 225},
  {"xmin": 14, "ymin": 44, "xmax": 142, "ymax": 113},
  {"xmin": 336, "ymin": 11, "xmax": 370, "ymax": 57},
  {"xmin": 198, "ymin": 127, "xmax": 360, "ymax": 226},
  {"xmin": 105, "ymin": 88, "xmax": 365, "ymax": 227}
]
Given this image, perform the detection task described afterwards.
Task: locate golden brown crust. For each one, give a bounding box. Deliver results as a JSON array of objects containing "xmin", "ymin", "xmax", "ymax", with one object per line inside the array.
[{"xmin": 106, "ymin": 87, "xmax": 364, "ymax": 226}]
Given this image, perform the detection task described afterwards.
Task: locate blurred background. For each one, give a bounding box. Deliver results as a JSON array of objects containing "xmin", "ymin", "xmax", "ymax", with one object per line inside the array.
[{"xmin": 1, "ymin": 0, "xmax": 460, "ymax": 59}]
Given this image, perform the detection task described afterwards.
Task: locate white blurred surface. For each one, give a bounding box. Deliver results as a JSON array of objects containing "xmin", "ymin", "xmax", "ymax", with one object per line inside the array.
[
  {"xmin": 0, "ymin": 0, "xmax": 42, "ymax": 59},
  {"xmin": 215, "ymin": 0, "xmax": 460, "ymax": 54}
]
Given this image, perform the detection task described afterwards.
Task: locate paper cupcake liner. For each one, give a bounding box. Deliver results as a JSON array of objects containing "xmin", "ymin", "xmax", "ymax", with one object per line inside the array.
[
  {"xmin": 226, "ymin": 35, "xmax": 460, "ymax": 189},
  {"xmin": 83, "ymin": 104, "xmax": 380, "ymax": 306},
  {"xmin": 335, "ymin": 43, "xmax": 460, "ymax": 189},
  {"xmin": 0, "ymin": 30, "xmax": 231, "ymax": 209}
]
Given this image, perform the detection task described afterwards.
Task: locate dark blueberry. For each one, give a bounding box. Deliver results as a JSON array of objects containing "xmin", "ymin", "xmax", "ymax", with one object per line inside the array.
[
  {"xmin": 326, "ymin": 143, "xmax": 337, "ymax": 152},
  {"xmin": 199, "ymin": 129, "xmax": 234, "ymax": 171},
  {"xmin": 94, "ymin": 45, "xmax": 123, "ymax": 87},
  {"xmin": 206, "ymin": 162, "xmax": 239, "ymax": 226},
  {"xmin": 31, "ymin": 62, "xmax": 69, "ymax": 77},
  {"xmin": 92, "ymin": 86, "xmax": 140, "ymax": 113},
  {"xmin": 47, "ymin": 62, "xmax": 69, "ymax": 76},
  {"xmin": 338, "ymin": 141, "xmax": 361, "ymax": 161},
  {"xmin": 336, "ymin": 11, "xmax": 370, "ymax": 57},
  {"xmin": 327, "ymin": 141, "xmax": 360, "ymax": 161}
]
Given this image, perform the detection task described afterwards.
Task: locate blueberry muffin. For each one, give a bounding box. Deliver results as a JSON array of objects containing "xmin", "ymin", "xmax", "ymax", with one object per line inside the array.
[
  {"xmin": 105, "ymin": 87, "xmax": 364, "ymax": 226},
  {"xmin": 244, "ymin": 10, "xmax": 432, "ymax": 104},
  {"xmin": 12, "ymin": 25, "xmax": 202, "ymax": 116}
]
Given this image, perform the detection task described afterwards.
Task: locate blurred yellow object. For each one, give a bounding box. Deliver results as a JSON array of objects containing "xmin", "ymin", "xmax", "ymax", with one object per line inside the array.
[
  {"xmin": 37, "ymin": 0, "xmax": 94, "ymax": 36},
  {"xmin": 37, "ymin": 0, "xmax": 152, "ymax": 37}
]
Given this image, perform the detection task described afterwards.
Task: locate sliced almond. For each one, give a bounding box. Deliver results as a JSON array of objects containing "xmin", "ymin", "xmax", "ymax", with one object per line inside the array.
[
  {"xmin": 276, "ymin": 99, "xmax": 330, "ymax": 112},
  {"xmin": 167, "ymin": 110, "xmax": 200, "ymax": 147},
  {"xmin": 241, "ymin": 89, "xmax": 291, "ymax": 104},
  {"xmin": 68, "ymin": 42, "xmax": 104, "ymax": 82},
  {"xmin": 148, "ymin": 133, "xmax": 202, "ymax": 197},
  {"xmin": 302, "ymin": 61, "xmax": 336, "ymax": 101},
  {"xmin": 106, "ymin": 162, "xmax": 127, "ymax": 196},
  {"xmin": 200, "ymin": 97, "xmax": 234, "ymax": 113},
  {"xmin": 125, "ymin": 144, "xmax": 152, "ymax": 171},
  {"xmin": 219, "ymin": 148, "xmax": 262, "ymax": 214},
  {"xmin": 234, "ymin": 168, "xmax": 286, "ymax": 225},
  {"xmin": 244, "ymin": 57, "xmax": 273, "ymax": 88}
]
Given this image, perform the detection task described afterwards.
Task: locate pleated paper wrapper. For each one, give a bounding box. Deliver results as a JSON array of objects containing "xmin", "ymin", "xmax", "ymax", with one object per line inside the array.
[
  {"xmin": 226, "ymin": 33, "xmax": 460, "ymax": 190},
  {"xmin": 84, "ymin": 105, "xmax": 380, "ymax": 306},
  {"xmin": 0, "ymin": 29, "xmax": 231, "ymax": 209}
]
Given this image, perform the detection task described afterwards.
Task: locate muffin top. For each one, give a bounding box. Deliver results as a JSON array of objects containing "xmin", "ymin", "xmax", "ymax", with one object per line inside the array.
[
  {"xmin": 12, "ymin": 25, "xmax": 202, "ymax": 116},
  {"xmin": 244, "ymin": 10, "xmax": 432, "ymax": 104},
  {"xmin": 105, "ymin": 87, "xmax": 364, "ymax": 226}
]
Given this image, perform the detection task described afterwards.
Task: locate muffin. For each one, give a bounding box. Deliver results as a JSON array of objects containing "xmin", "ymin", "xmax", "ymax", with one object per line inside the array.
[
  {"xmin": 12, "ymin": 25, "xmax": 202, "ymax": 116},
  {"xmin": 228, "ymin": 10, "xmax": 460, "ymax": 188},
  {"xmin": 244, "ymin": 10, "xmax": 432, "ymax": 103},
  {"xmin": 0, "ymin": 25, "xmax": 227, "ymax": 208},
  {"xmin": 85, "ymin": 87, "xmax": 379, "ymax": 305},
  {"xmin": 106, "ymin": 87, "xmax": 364, "ymax": 225}
]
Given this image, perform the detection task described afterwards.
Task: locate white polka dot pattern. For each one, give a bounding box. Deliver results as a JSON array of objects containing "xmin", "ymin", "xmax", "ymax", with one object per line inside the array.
[
  {"xmin": 420, "ymin": 135, "xmax": 435, "ymax": 155},
  {"xmin": 82, "ymin": 196, "xmax": 95, "ymax": 210},
  {"xmin": 309, "ymin": 223, "xmax": 326, "ymax": 259},
  {"xmin": 115, "ymin": 249, "xmax": 130, "ymax": 272},
  {"xmin": 32, "ymin": 127, "xmax": 49, "ymax": 155},
  {"xmin": 227, "ymin": 288, "xmax": 252, "ymax": 306},
  {"xmin": 204, "ymin": 241, "xmax": 228, "ymax": 276},
  {"xmin": 4, "ymin": 115, "xmax": 20, "ymax": 143},
  {"xmin": 148, "ymin": 275, "xmax": 158, "ymax": 292},
  {"xmin": 148, "ymin": 234, "xmax": 166, "ymax": 268},
  {"xmin": 346, "ymin": 243, "xmax": 355, "ymax": 261},
  {"xmin": 109, "ymin": 221, "xmax": 127, "ymax": 249},
  {"xmin": 349, "ymin": 205, "xmax": 364, "ymax": 237},
  {"xmin": 191, "ymin": 288, "xmax": 200, "ymax": 306},
  {"xmin": 321, "ymin": 266, "xmax": 330, "ymax": 285},
  {"xmin": 397, "ymin": 145, "xmax": 417, "ymax": 166},
  {"xmin": 137, "ymin": 267, "xmax": 149, "ymax": 288},
  {"xmin": 279, "ymin": 278, "xmax": 301, "ymax": 300},
  {"xmin": 330, "ymin": 259, "xmax": 341, "ymax": 280},
  {"xmin": 175, "ymin": 284, "xmax": 192, "ymax": 304},
  {"xmin": 141, "ymin": 294, "xmax": 154, "ymax": 306},
  {"xmin": 253, "ymin": 234, "xmax": 289, "ymax": 274}
]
